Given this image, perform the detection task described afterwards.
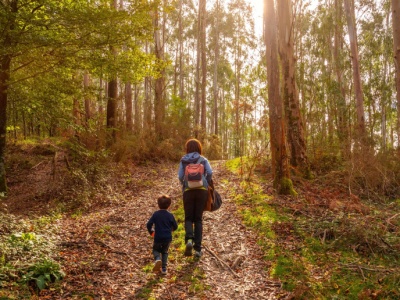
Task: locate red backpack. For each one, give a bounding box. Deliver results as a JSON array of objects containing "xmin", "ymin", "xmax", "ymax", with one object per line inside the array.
[{"xmin": 184, "ymin": 157, "xmax": 205, "ymax": 189}]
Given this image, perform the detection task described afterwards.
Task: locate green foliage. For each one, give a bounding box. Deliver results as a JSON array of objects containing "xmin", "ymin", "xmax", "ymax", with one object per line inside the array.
[
  {"xmin": 3, "ymin": 0, "xmax": 158, "ymax": 146},
  {"xmin": 271, "ymin": 255, "xmax": 306, "ymax": 291},
  {"xmin": 0, "ymin": 212, "xmax": 61, "ymax": 296},
  {"xmin": 66, "ymin": 139, "xmax": 110, "ymax": 183},
  {"xmin": 9, "ymin": 232, "xmax": 38, "ymax": 251},
  {"xmin": 225, "ymin": 157, "xmax": 246, "ymax": 173},
  {"xmin": 172, "ymin": 206, "xmax": 186, "ymax": 252},
  {"xmin": 21, "ymin": 259, "xmax": 65, "ymax": 291}
]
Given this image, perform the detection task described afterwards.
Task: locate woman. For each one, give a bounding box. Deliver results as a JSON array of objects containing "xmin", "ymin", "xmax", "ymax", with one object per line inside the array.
[{"xmin": 178, "ymin": 138, "xmax": 213, "ymax": 257}]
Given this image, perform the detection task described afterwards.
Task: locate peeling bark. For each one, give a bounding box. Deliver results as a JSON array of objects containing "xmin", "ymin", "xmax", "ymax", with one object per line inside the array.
[
  {"xmin": 277, "ymin": 0, "xmax": 310, "ymax": 177},
  {"xmin": 264, "ymin": 0, "xmax": 294, "ymax": 195}
]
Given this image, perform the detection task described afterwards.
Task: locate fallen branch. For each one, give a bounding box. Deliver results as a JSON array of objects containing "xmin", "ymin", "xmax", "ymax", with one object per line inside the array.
[
  {"xmin": 358, "ymin": 265, "xmax": 366, "ymax": 281},
  {"xmin": 31, "ymin": 161, "xmax": 45, "ymax": 170},
  {"xmin": 386, "ymin": 213, "xmax": 400, "ymax": 227},
  {"xmin": 203, "ymin": 245, "xmax": 240, "ymax": 278},
  {"xmin": 59, "ymin": 240, "xmax": 88, "ymax": 248},
  {"xmin": 339, "ymin": 263, "xmax": 395, "ymax": 273}
]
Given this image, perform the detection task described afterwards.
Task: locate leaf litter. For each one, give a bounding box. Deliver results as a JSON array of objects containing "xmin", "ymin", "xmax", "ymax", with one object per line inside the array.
[{"xmin": 31, "ymin": 160, "xmax": 287, "ymax": 299}]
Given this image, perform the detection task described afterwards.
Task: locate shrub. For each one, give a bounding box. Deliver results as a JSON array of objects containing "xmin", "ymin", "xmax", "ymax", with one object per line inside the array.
[{"xmin": 21, "ymin": 259, "xmax": 65, "ymax": 292}]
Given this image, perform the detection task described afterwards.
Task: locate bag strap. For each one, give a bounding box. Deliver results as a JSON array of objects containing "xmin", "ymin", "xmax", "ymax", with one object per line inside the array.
[{"xmin": 196, "ymin": 156, "xmax": 204, "ymax": 164}]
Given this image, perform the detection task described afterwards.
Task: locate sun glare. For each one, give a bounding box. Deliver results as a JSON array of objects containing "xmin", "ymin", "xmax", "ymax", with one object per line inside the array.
[
  {"xmin": 253, "ymin": 0, "xmax": 264, "ymax": 15},
  {"xmin": 251, "ymin": 0, "xmax": 264, "ymax": 36}
]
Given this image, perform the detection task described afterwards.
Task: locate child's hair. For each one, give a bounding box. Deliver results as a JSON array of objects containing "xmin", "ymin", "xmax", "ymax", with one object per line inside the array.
[{"xmin": 157, "ymin": 195, "xmax": 171, "ymax": 209}]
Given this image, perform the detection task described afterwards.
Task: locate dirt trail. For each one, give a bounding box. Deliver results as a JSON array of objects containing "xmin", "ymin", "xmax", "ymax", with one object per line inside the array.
[{"xmin": 38, "ymin": 160, "xmax": 285, "ymax": 299}]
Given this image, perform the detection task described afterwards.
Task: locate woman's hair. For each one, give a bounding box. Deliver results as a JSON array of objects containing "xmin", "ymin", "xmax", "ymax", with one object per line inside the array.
[
  {"xmin": 185, "ymin": 138, "xmax": 202, "ymax": 154},
  {"xmin": 158, "ymin": 195, "xmax": 171, "ymax": 209}
]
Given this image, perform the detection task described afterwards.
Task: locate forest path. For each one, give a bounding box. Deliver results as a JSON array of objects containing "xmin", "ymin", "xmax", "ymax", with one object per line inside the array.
[{"xmin": 41, "ymin": 160, "xmax": 286, "ymax": 299}]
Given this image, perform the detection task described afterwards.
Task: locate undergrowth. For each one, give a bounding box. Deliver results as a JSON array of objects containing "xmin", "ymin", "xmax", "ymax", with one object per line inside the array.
[
  {"xmin": 226, "ymin": 157, "xmax": 400, "ymax": 299},
  {"xmin": 0, "ymin": 212, "xmax": 64, "ymax": 298}
]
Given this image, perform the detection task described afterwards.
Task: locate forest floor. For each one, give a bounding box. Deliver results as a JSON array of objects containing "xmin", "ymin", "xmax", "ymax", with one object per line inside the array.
[
  {"xmin": 1, "ymin": 143, "xmax": 288, "ymax": 299},
  {"xmin": 1, "ymin": 141, "xmax": 400, "ymax": 299}
]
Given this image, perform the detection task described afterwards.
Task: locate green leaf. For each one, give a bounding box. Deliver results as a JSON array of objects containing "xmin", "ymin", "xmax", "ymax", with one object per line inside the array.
[{"xmin": 36, "ymin": 275, "xmax": 46, "ymax": 290}]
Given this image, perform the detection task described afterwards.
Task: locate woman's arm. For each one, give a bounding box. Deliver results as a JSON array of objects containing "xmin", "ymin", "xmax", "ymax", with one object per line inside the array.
[
  {"xmin": 178, "ymin": 161, "xmax": 185, "ymax": 183},
  {"xmin": 204, "ymin": 159, "xmax": 213, "ymax": 183}
]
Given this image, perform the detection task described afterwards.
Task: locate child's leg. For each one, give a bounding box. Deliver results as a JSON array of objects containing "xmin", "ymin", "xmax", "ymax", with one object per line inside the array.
[
  {"xmin": 153, "ymin": 242, "xmax": 162, "ymax": 261},
  {"xmin": 152, "ymin": 243, "xmax": 163, "ymax": 273},
  {"xmin": 161, "ymin": 242, "xmax": 171, "ymax": 269}
]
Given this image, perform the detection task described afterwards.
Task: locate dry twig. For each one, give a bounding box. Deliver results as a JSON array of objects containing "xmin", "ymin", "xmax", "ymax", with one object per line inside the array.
[{"xmin": 203, "ymin": 245, "xmax": 240, "ymax": 278}]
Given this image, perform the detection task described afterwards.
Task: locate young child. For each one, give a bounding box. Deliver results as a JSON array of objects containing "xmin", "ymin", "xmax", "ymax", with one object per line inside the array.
[{"xmin": 146, "ymin": 195, "xmax": 178, "ymax": 275}]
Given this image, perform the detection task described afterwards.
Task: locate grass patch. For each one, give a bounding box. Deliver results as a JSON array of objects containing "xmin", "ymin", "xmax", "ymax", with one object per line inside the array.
[{"xmin": 227, "ymin": 158, "xmax": 400, "ymax": 299}]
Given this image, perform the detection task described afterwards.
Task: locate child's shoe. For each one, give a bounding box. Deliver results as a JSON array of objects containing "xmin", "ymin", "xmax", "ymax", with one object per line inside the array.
[
  {"xmin": 161, "ymin": 268, "xmax": 167, "ymax": 275},
  {"xmin": 153, "ymin": 260, "xmax": 162, "ymax": 273},
  {"xmin": 194, "ymin": 250, "xmax": 202, "ymax": 258},
  {"xmin": 184, "ymin": 239, "xmax": 193, "ymax": 256}
]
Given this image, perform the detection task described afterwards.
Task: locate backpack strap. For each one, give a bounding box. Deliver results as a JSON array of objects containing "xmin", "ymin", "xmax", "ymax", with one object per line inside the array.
[{"xmin": 196, "ymin": 156, "xmax": 204, "ymax": 164}]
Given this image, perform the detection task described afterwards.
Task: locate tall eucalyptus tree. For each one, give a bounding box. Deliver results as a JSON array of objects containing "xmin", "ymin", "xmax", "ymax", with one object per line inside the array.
[
  {"xmin": 277, "ymin": 0, "xmax": 310, "ymax": 177},
  {"xmin": 392, "ymin": 0, "xmax": 400, "ymax": 149},
  {"xmin": 107, "ymin": 0, "xmax": 119, "ymax": 144},
  {"xmin": 343, "ymin": 0, "xmax": 366, "ymax": 143},
  {"xmin": 264, "ymin": 0, "xmax": 294, "ymax": 195},
  {"xmin": 153, "ymin": 0, "xmax": 166, "ymax": 139},
  {"xmin": 212, "ymin": 0, "xmax": 220, "ymax": 135},
  {"xmin": 227, "ymin": 0, "xmax": 255, "ymax": 156},
  {"xmin": 200, "ymin": 0, "xmax": 207, "ymax": 130},
  {"xmin": 334, "ymin": 0, "xmax": 350, "ymax": 157}
]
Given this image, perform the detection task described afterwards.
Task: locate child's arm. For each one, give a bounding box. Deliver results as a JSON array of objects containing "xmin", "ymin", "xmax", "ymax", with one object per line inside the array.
[
  {"xmin": 146, "ymin": 215, "xmax": 155, "ymax": 236},
  {"xmin": 171, "ymin": 215, "xmax": 178, "ymax": 232}
]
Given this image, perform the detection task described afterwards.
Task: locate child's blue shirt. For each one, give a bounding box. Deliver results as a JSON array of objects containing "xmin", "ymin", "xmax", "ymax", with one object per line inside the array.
[{"xmin": 146, "ymin": 210, "xmax": 178, "ymax": 243}]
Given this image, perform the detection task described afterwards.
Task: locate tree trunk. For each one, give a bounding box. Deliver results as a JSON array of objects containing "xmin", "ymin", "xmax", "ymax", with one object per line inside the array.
[
  {"xmin": 99, "ymin": 76, "xmax": 104, "ymax": 116},
  {"xmin": 213, "ymin": 0, "xmax": 220, "ymax": 135},
  {"xmin": 334, "ymin": 0, "xmax": 350, "ymax": 158},
  {"xmin": 125, "ymin": 82, "xmax": 133, "ymax": 132},
  {"xmin": 392, "ymin": 0, "xmax": 400, "ymax": 151},
  {"xmin": 107, "ymin": 0, "xmax": 119, "ymax": 144},
  {"xmin": 133, "ymin": 84, "xmax": 141, "ymax": 133},
  {"xmin": 144, "ymin": 76, "xmax": 152, "ymax": 132},
  {"xmin": 107, "ymin": 78, "xmax": 118, "ymax": 142},
  {"xmin": 143, "ymin": 40, "xmax": 152, "ymax": 133},
  {"xmin": 200, "ymin": 0, "xmax": 207, "ymax": 130},
  {"xmin": 234, "ymin": 19, "xmax": 242, "ymax": 157},
  {"xmin": 382, "ymin": 12, "xmax": 390, "ymax": 151},
  {"xmin": 343, "ymin": 0, "xmax": 366, "ymax": 142},
  {"xmin": 0, "ymin": 55, "xmax": 10, "ymax": 194},
  {"xmin": 178, "ymin": 0, "xmax": 185, "ymax": 101},
  {"xmin": 264, "ymin": 0, "xmax": 295, "ymax": 195},
  {"xmin": 153, "ymin": 2, "xmax": 165, "ymax": 139},
  {"xmin": 194, "ymin": 0, "xmax": 202, "ymax": 133},
  {"xmin": 84, "ymin": 71, "xmax": 91, "ymax": 126},
  {"xmin": 277, "ymin": 0, "xmax": 310, "ymax": 178},
  {"xmin": 0, "ymin": 0, "xmax": 17, "ymax": 194}
]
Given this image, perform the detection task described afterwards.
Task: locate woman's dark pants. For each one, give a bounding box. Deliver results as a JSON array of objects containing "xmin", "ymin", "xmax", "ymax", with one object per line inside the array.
[{"xmin": 183, "ymin": 189, "xmax": 207, "ymax": 252}]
